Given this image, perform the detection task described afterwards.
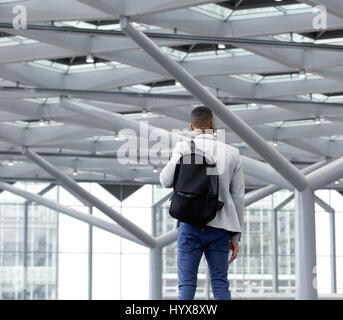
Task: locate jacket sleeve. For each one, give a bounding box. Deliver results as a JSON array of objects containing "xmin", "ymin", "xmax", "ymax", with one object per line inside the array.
[
  {"xmin": 159, "ymin": 142, "xmax": 184, "ymax": 188},
  {"xmin": 229, "ymin": 153, "xmax": 245, "ymax": 243}
]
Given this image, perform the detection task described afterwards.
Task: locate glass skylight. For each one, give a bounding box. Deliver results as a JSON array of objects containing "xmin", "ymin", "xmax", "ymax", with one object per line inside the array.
[
  {"xmin": 260, "ymin": 72, "xmax": 323, "ymax": 84},
  {"xmin": 315, "ymin": 37, "xmax": 343, "ymax": 45},
  {"xmin": 233, "ymin": 74, "xmax": 264, "ymax": 83},
  {"xmin": 4, "ymin": 120, "xmax": 65, "ymax": 128},
  {"xmin": 0, "ymin": 0, "xmax": 21, "ymax": 3},
  {"xmin": 268, "ymin": 118, "xmax": 326, "ymax": 128},
  {"xmin": 326, "ymin": 95, "xmax": 343, "ymax": 103},
  {"xmin": 27, "ymin": 60, "xmax": 66, "ymax": 73},
  {"xmin": 190, "ymin": 2, "xmax": 312, "ymax": 23},
  {"xmin": 143, "ymin": 86, "xmax": 188, "ymax": 94},
  {"xmin": 22, "ymin": 97, "xmax": 60, "ymax": 104},
  {"xmin": 273, "ymin": 33, "xmax": 314, "ymax": 43},
  {"xmin": 27, "ymin": 59, "xmax": 128, "ymax": 74},
  {"xmin": 192, "ymin": 4, "xmax": 230, "ymax": 20},
  {"xmin": 0, "ymin": 35, "xmax": 39, "ymax": 47},
  {"xmin": 67, "ymin": 62, "xmax": 114, "ymax": 73},
  {"xmin": 183, "ymin": 47, "xmax": 251, "ymax": 61},
  {"xmin": 57, "ymin": 20, "xmax": 163, "ymax": 32}
]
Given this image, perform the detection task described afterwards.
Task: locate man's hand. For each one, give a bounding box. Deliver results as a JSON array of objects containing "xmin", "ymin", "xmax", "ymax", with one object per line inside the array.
[{"xmin": 229, "ymin": 242, "xmax": 239, "ymax": 264}]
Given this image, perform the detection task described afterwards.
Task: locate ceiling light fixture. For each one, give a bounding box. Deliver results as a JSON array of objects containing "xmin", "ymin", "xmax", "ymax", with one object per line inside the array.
[
  {"xmin": 218, "ymin": 43, "xmax": 226, "ymax": 49},
  {"xmin": 86, "ymin": 54, "xmax": 94, "ymax": 63},
  {"xmin": 299, "ymin": 70, "xmax": 306, "ymax": 79}
]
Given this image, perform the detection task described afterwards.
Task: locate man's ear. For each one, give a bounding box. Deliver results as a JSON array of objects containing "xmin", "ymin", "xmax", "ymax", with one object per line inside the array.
[
  {"xmin": 190, "ymin": 123, "xmax": 194, "ymax": 131},
  {"xmin": 211, "ymin": 119, "xmax": 215, "ymax": 130}
]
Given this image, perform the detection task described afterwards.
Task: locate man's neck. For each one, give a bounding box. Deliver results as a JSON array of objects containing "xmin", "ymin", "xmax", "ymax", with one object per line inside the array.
[{"xmin": 193, "ymin": 128, "xmax": 214, "ymax": 136}]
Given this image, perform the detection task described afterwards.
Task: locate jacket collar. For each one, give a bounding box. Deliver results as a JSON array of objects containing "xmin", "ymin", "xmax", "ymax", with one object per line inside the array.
[{"xmin": 194, "ymin": 133, "xmax": 216, "ymax": 140}]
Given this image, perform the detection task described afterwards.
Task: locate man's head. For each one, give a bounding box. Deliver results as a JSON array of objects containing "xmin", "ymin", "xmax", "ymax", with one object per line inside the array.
[{"xmin": 190, "ymin": 106, "xmax": 215, "ymax": 134}]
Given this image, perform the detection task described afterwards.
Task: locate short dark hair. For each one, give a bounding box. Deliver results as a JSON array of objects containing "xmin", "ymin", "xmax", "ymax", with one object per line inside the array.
[{"xmin": 191, "ymin": 106, "xmax": 214, "ymax": 128}]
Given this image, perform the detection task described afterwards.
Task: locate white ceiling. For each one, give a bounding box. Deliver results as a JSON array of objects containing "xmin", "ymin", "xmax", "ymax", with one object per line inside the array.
[{"xmin": 0, "ymin": 0, "xmax": 342, "ymax": 189}]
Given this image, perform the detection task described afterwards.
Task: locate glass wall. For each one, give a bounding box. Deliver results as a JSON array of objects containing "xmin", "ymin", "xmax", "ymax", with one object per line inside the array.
[
  {"xmin": 0, "ymin": 182, "xmax": 152, "ymax": 300},
  {"xmin": 56, "ymin": 182, "xmax": 152, "ymax": 300},
  {"xmin": 0, "ymin": 182, "xmax": 342, "ymax": 299},
  {"xmin": 0, "ymin": 182, "xmax": 58, "ymax": 299},
  {"xmin": 153, "ymin": 185, "xmax": 343, "ymax": 299}
]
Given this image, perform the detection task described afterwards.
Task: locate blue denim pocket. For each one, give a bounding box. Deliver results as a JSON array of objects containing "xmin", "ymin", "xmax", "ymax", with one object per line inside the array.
[{"xmin": 177, "ymin": 223, "xmax": 202, "ymax": 253}]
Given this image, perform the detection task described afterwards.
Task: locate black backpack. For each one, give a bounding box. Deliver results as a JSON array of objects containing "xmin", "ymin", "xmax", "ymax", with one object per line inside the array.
[{"xmin": 169, "ymin": 140, "xmax": 224, "ymax": 226}]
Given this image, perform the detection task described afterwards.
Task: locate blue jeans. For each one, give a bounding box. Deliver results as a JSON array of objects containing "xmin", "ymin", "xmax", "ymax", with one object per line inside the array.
[{"xmin": 177, "ymin": 222, "xmax": 231, "ymax": 300}]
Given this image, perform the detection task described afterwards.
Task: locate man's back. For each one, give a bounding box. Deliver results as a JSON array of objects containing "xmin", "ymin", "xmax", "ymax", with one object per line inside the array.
[{"xmin": 160, "ymin": 133, "xmax": 245, "ymax": 242}]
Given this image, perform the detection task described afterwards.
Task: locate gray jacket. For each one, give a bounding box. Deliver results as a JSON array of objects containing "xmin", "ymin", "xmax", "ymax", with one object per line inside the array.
[{"xmin": 159, "ymin": 133, "xmax": 245, "ymax": 242}]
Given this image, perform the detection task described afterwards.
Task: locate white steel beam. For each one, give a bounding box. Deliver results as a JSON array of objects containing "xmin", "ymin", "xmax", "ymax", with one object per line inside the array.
[
  {"xmin": 137, "ymin": 7, "xmax": 343, "ymax": 38},
  {"xmin": 0, "ymin": 0, "xmax": 115, "ymax": 22},
  {"xmin": 0, "ymin": 181, "xmax": 146, "ymax": 246},
  {"xmin": 307, "ymin": 157, "xmax": 343, "ymax": 189},
  {"xmin": 25, "ymin": 149, "xmax": 157, "ymax": 248},
  {"xmin": 78, "ymin": 0, "xmax": 223, "ymax": 17}
]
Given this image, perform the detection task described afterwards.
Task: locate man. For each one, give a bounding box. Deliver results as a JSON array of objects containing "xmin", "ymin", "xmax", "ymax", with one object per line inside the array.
[{"xmin": 159, "ymin": 106, "xmax": 245, "ymax": 300}]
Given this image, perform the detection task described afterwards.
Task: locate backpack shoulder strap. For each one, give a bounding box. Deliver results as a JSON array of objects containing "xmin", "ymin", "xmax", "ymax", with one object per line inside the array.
[{"xmin": 190, "ymin": 140, "xmax": 196, "ymax": 153}]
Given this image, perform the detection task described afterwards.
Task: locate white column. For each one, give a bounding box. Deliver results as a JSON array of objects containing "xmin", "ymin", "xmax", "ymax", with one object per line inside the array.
[
  {"xmin": 294, "ymin": 188, "xmax": 317, "ymax": 300},
  {"xmin": 271, "ymin": 209, "xmax": 278, "ymax": 293},
  {"xmin": 329, "ymin": 211, "xmax": 337, "ymax": 294},
  {"xmin": 149, "ymin": 247, "xmax": 162, "ymax": 300},
  {"xmin": 88, "ymin": 206, "xmax": 93, "ymax": 300}
]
